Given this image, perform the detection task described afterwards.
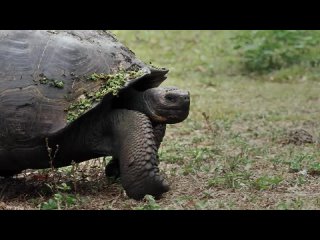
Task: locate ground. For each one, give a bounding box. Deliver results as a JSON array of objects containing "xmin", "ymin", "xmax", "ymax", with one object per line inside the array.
[{"xmin": 1, "ymin": 30, "xmax": 320, "ymax": 210}]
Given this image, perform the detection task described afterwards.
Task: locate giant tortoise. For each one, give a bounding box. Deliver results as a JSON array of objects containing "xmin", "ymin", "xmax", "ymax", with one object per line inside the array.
[{"xmin": 0, "ymin": 30, "xmax": 190, "ymax": 200}]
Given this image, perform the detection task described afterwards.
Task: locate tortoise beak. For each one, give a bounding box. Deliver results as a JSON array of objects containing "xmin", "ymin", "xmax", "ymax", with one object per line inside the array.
[{"xmin": 180, "ymin": 91, "xmax": 190, "ymax": 110}]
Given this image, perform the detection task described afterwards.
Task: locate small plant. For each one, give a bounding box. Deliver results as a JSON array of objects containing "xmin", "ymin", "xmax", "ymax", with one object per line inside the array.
[
  {"xmin": 295, "ymin": 175, "xmax": 307, "ymax": 186},
  {"xmin": 277, "ymin": 198, "xmax": 304, "ymax": 210},
  {"xmin": 195, "ymin": 200, "xmax": 208, "ymax": 210},
  {"xmin": 40, "ymin": 193, "xmax": 78, "ymax": 210},
  {"xmin": 208, "ymin": 171, "xmax": 251, "ymax": 189},
  {"xmin": 134, "ymin": 195, "xmax": 161, "ymax": 210},
  {"xmin": 254, "ymin": 175, "xmax": 283, "ymax": 190},
  {"xmin": 285, "ymin": 153, "xmax": 316, "ymax": 173},
  {"xmin": 308, "ymin": 162, "xmax": 320, "ymax": 175},
  {"xmin": 39, "ymin": 183, "xmax": 79, "ymax": 210}
]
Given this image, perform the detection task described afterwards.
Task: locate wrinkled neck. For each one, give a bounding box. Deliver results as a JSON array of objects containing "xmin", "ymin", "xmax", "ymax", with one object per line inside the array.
[{"xmin": 113, "ymin": 89, "xmax": 153, "ymax": 117}]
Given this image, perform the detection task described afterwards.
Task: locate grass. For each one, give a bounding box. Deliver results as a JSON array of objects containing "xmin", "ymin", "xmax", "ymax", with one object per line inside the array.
[{"xmin": 1, "ymin": 30, "xmax": 320, "ymax": 210}]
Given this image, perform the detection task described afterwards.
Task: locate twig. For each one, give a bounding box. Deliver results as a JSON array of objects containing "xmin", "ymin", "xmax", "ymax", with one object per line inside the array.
[
  {"xmin": 71, "ymin": 160, "xmax": 78, "ymax": 193},
  {"xmin": 202, "ymin": 112, "xmax": 216, "ymax": 135},
  {"xmin": 0, "ymin": 183, "xmax": 9, "ymax": 201},
  {"xmin": 45, "ymin": 138, "xmax": 60, "ymax": 190}
]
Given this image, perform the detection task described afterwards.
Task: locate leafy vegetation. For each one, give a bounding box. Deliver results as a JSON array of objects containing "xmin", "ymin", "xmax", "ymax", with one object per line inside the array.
[
  {"xmin": 39, "ymin": 183, "xmax": 79, "ymax": 210},
  {"xmin": 133, "ymin": 195, "xmax": 161, "ymax": 210},
  {"xmin": 232, "ymin": 30, "xmax": 320, "ymax": 73}
]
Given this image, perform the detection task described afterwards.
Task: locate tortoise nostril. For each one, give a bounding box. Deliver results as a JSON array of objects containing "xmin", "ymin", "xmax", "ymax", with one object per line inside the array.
[{"xmin": 183, "ymin": 95, "xmax": 190, "ymax": 102}]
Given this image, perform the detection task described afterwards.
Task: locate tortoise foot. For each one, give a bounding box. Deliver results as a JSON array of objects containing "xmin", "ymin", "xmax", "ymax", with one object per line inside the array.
[{"xmin": 123, "ymin": 162, "xmax": 170, "ymax": 200}]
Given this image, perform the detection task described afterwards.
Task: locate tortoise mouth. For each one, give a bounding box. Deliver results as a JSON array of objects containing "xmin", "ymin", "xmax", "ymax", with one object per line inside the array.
[
  {"xmin": 151, "ymin": 107, "xmax": 190, "ymax": 124},
  {"xmin": 158, "ymin": 103, "xmax": 190, "ymax": 112}
]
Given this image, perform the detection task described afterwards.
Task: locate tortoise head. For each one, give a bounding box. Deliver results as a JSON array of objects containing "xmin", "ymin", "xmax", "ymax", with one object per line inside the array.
[
  {"xmin": 142, "ymin": 87, "xmax": 190, "ymax": 124},
  {"xmin": 116, "ymin": 86, "xmax": 190, "ymax": 124}
]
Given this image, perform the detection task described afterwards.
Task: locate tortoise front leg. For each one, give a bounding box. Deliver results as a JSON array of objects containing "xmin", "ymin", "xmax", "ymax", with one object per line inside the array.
[
  {"xmin": 153, "ymin": 123, "xmax": 166, "ymax": 149},
  {"xmin": 108, "ymin": 109, "xmax": 169, "ymax": 200},
  {"xmin": 105, "ymin": 123, "xmax": 166, "ymax": 179},
  {"xmin": 152, "ymin": 123, "xmax": 166, "ymax": 165}
]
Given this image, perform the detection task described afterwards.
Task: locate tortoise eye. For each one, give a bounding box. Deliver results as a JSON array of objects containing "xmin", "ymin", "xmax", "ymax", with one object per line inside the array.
[{"xmin": 165, "ymin": 95, "xmax": 176, "ymax": 102}]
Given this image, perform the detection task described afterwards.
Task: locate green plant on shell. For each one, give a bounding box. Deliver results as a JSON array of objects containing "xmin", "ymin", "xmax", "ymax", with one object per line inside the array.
[
  {"xmin": 66, "ymin": 70, "xmax": 144, "ymax": 123},
  {"xmin": 39, "ymin": 76, "xmax": 64, "ymax": 89}
]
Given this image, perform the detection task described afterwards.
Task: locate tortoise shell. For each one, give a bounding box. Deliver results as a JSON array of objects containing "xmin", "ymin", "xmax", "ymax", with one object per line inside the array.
[{"xmin": 0, "ymin": 30, "xmax": 168, "ymax": 145}]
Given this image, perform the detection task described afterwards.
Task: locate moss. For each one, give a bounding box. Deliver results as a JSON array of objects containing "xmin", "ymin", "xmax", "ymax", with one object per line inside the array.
[
  {"xmin": 67, "ymin": 97, "xmax": 93, "ymax": 122},
  {"xmin": 39, "ymin": 75, "xmax": 64, "ymax": 89},
  {"xmin": 39, "ymin": 78, "xmax": 48, "ymax": 84},
  {"xmin": 52, "ymin": 80, "xmax": 64, "ymax": 88},
  {"xmin": 66, "ymin": 69, "xmax": 144, "ymax": 123}
]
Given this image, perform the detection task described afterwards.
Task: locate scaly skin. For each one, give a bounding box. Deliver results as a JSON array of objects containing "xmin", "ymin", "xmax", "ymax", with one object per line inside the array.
[
  {"xmin": 153, "ymin": 123, "xmax": 167, "ymax": 150},
  {"xmin": 105, "ymin": 123, "xmax": 166, "ymax": 179},
  {"xmin": 109, "ymin": 109, "xmax": 169, "ymax": 200}
]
